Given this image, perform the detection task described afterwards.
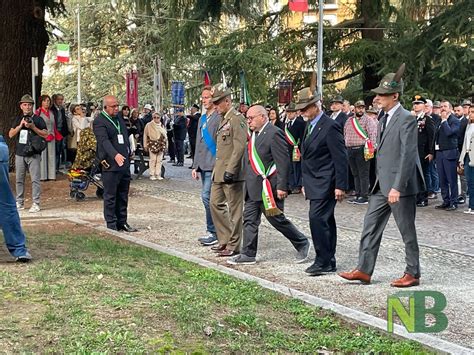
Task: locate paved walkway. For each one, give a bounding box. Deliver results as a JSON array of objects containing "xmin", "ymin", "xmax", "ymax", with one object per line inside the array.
[{"xmin": 17, "ymin": 159, "xmax": 474, "ymax": 350}]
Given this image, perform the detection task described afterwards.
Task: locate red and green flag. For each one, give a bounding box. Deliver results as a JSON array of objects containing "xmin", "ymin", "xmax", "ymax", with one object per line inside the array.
[{"xmin": 56, "ymin": 44, "xmax": 70, "ymax": 63}]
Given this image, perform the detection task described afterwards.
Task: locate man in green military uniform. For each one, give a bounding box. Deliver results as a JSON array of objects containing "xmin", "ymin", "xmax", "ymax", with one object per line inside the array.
[{"xmin": 209, "ymin": 83, "xmax": 248, "ymax": 257}]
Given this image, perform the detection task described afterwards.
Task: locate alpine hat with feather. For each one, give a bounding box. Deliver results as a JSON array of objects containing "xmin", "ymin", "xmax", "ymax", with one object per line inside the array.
[{"xmin": 371, "ymin": 63, "xmax": 406, "ymax": 95}]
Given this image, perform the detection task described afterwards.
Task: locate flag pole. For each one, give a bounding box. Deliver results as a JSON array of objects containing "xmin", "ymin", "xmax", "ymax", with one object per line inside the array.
[
  {"xmin": 76, "ymin": 5, "xmax": 81, "ymax": 103},
  {"xmin": 317, "ymin": 0, "xmax": 324, "ymax": 97}
]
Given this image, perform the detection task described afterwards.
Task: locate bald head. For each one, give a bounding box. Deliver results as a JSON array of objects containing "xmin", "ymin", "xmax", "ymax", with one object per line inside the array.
[
  {"xmin": 103, "ymin": 95, "xmax": 119, "ymax": 116},
  {"xmin": 247, "ymin": 105, "xmax": 268, "ymax": 132}
]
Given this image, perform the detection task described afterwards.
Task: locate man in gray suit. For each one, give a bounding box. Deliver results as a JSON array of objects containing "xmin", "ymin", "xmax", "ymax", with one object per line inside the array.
[
  {"xmin": 339, "ymin": 64, "xmax": 425, "ymax": 287},
  {"xmin": 228, "ymin": 105, "xmax": 310, "ymax": 265}
]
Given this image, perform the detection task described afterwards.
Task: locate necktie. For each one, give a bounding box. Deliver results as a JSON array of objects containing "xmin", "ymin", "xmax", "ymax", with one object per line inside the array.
[
  {"xmin": 381, "ymin": 113, "xmax": 388, "ymax": 136},
  {"xmin": 305, "ymin": 124, "xmax": 314, "ymax": 140},
  {"xmin": 255, "ymin": 131, "xmax": 259, "ymax": 137}
]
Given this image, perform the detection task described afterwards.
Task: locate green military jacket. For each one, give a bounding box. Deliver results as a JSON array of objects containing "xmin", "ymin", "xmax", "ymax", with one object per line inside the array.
[{"xmin": 212, "ymin": 107, "xmax": 247, "ymax": 183}]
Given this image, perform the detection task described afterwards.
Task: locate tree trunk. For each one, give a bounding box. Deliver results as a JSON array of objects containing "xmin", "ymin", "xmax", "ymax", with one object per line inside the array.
[
  {"xmin": 360, "ymin": 0, "xmax": 384, "ymax": 105},
  {"xmin": 0, "ymin": 0, "xmax": 49, "ymax": 166}
]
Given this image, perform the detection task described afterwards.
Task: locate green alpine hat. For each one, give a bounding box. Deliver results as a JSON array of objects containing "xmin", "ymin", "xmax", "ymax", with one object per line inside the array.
[
  {"xmin": 354, "ymin": 100, "xmax": 365, "ymax": 107},
  {"xmin": 366, "ymin": 106, "xmax": 378, "ymax": 114},
  {"xmin": 19, "ymin": 94, "xmax": 34, "ymax": 104},
  {"xmin": 286, "ymin": 102, "xmax": 297, "ymax": 112},
  {"xmin": 371, "ymin": 63, "xmax": 406, "ymax": 95},
  {"xmin": 211, "ymin": 83, "xmax": 232, "ymax": 103},
  {"xmin": 330, "ymin": 95, "xmax": 344, "ymax": 104},
  {"xmin": 295, "ymin": 87, "xmax": 321, "ymax": 111}
]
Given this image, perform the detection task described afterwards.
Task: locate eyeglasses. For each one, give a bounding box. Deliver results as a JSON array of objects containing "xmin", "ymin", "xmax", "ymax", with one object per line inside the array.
[{"xmin": 247, "ymin": 114, "xmax": 263, "ymax": 121}]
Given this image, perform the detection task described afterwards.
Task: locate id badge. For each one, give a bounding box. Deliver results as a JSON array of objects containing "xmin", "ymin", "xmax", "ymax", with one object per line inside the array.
[
  {"xmin": 19, "ymin": 130, "xmax": 28, "ymax": 144},
  {"xmin": 117, "ymin": 134, "xmax": 124, "ymax": 144},
  {"xmin": 435, "ymin": 144, "xmax": 440, "ymax": 151}
]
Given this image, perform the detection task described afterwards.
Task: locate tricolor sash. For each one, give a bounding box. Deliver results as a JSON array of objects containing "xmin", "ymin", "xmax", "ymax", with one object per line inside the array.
[
  {"xmin": 350, "ymin": 117, "xmax": 375, "ymax": 160},
  {"xmin": 200, "ymin": 113, "xmax": 216, "ymax": 157},
  {"xmin": 248, "ymin": 131, "xmax": 281, "ymax": 216},
  {"xmin": 284, "ymin": 126, "xmax": 301, "ymax": 162}
]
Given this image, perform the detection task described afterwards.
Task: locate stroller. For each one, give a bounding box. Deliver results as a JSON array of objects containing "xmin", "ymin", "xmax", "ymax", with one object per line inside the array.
[{"xmin": 68, "ymin": 127, "xmax": 104, "ymax": 201}]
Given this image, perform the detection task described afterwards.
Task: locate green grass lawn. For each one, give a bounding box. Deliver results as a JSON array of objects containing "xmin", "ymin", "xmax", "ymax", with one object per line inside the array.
[{"xmin": 0, "ymin": 225, "xmax": 430, "ymax": 353}]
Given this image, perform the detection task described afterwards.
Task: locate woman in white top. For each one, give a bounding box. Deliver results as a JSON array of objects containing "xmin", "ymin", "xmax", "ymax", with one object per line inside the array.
[
  {"xmin": 143, "ymin": 112, "xmax": 168, "ymax": 180},
  {"xmin": 459, "ymin": 105, "xmax": 474, "ymax": 214}
]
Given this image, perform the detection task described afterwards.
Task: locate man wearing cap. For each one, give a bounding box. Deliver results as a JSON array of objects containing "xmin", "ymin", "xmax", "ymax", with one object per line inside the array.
[
  {"xmin": 329, "ymin": 95, "xmax": 349, "ymax": 130},
  {"xmin": 412, "ymin": 95, "xmax": 435, "ymax": 207},
  {"xmin": 93, "ymin": 95, "xmax": 137, "ymax": 232},
  {"xmin": 434, "ymin": 100, "xmax": 460, "ymax": 210},
  {"xmin": 142, "ymin": 104, "xmax": 153, "ymax": 125},
  {"xmin": 187, "ymin": 104, "xmax": 201, "ymax": 162},
  {"xmin": 284, "ymin": 103, "xmax": 306, "ymax": 194},
  {"xmin": 9, "ymin": 94, "xmax": 48, "ymax": 213},
  {"xmin": 344, "ymin": 100, "xmax": 378, "ymax": 205},
  {"xmin": 172, "ymin": 108, "xmax": 187, "ymax": 166},
  {"xmin": 295, "ymin": 88, "xmax": 348, "ymax": 275},
  {"xmin": 339, "ymin": 64, "xmax": 425, "ymax": 287},
  {"xmin": 209, "ymin": 83, "xmax": 247, "ymax": 257}
]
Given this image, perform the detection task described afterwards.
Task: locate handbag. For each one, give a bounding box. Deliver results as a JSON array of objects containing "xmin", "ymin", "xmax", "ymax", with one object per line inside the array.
[{"xmin": 24, "ymin": 132, "xmax": 47, "ymax": 156}]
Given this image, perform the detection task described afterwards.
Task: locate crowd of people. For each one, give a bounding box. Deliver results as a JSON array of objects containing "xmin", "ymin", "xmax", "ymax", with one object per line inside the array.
[{"xmin": 1, "ymin": 66, "xmax": 473, "ymax": 280}]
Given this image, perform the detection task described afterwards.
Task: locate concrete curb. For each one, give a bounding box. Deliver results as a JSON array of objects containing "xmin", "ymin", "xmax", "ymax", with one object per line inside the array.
[{"xmin": 63, "ymin": 217, "xmax": 472, "ymax": 354}]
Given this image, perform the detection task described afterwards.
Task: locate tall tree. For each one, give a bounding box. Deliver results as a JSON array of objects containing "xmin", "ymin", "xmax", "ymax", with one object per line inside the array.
[{"xmin": 0, "ymin": 0, "xmax": 64, "ymax": 161}]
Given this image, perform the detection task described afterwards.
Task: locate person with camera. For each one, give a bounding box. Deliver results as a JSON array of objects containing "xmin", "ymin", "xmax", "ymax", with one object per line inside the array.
[{"xmin": 8, "ymin": 94, "xmax": 48, "ymax": 213}]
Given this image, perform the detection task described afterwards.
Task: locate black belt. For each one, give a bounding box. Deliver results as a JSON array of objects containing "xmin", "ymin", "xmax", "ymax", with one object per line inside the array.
[{"xmin": 347, "ymin": 145, "xmax": 364, "ymax": 150}]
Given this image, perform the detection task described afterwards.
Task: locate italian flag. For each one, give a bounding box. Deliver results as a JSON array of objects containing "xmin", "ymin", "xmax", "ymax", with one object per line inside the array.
[{"xmin": 57, "ymin": 44, "xmax": 70, "ymax": 63}]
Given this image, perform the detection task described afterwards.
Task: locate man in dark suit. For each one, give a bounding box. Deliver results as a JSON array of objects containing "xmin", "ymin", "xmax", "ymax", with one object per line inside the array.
[
  {"xmin": 329, "ymin": 95, "xmax": 349, "ymax": 130},
  {"xmin": 173, "ymin": 108, "xmax": 187, "ymax": 166},
  {"xmin": 93, "ymin": 95, "xmax": 137, "ymax": 232},
  {"xmin": 434, "ymin": 100, "xmax": 460, "ymax": 210},
  {"xmin": 187, "ymin": 104, "xmax": 200, "ymax": 161},
  {"xmin": 455, "ymin": 102, "xmax": 468, "ymax": 204},
  {"xmin": 424, "ymin": 99, "xmax": 440, "ymax": 199},
  {"xmin": 51, "ymin": 94, "xmax": 68, "ymax": 170},
  {"xmin": 227, "ymin": 105, "xmax": 310, "ymax": 265},
  {"xmin": 412, "ymin": 95, "xmax": 435, "ymax": 207},
  {"xmin": 295, "ymin": 88, "xmax": 348, "ymax": 276},
  {"xmin": 339, "ymin": 64, "xmax": 424, "ymax": 287},
  {"xmin": 284, "ymin": 102, "xmax": 306, "ymax": 194}
]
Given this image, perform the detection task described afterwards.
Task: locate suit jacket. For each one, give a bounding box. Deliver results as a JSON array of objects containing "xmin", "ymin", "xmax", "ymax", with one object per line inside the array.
[
  {"xmin": 301, "ymin": 113, "xmax": 348, "ymax": 200},
  {"xmin": 93, "ymin": 112, "xmax": 130, "ymax": 172},
  {"xmin": 244, "ymin": 123, "xmax": 289, "ymax": 201},
  {"xmin": 51, "ymin": 105, "xmax": 69, "ymax": 137},
  {"xmin": 212, "ymin": 108, "xmax": 247, "ymax": 183},
  {"xmin": 375, "ymin": 105, "xmax": 424, "ymax": 197},
  {"xmin": 173, "ymin": 114, "xmax": 187, "ymax": 141},
  {"xmin": 434, "ymin": 114, "xmax": 460, "ymax": 153},
  {"xmin": 333, "ymin": 111, "xmax": 348, "ymax": 131},
  {"xmin": 187, "ymin": 112, "xmax": 200, "ymax": 138},
  {"xmin": 285, "ymin": 116, "xmax": 306, "ymax": 154},
  {"xmin": 192, "ymin": 110, "xmax": 221, "ymax": 171},
  {"xmin": 458, "ymin": 116, "xmax": 469, "ymax": 151},
  {"xmin": 416, "ymin": 113, "xmax": 435, "ymax": 157}
]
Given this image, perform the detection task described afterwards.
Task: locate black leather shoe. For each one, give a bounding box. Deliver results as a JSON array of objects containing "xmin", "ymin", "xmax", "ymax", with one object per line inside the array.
[
  {"xmin": 458, "ymin": 197, "xmax": 465, "ymax": 204},
  {"xmin": 118, "ymin": 223, "xmax": 138, "ymax": 232},
  {"xmin": 445, "ymin": 205, "xmax": 457, "ymax": 211},
  {"xmin": 435, "ymin": 203, "xmax": 449, "ymax": 209},
  {"xmin": 305, "ymin": 263, "xmax": 335, "ymax": 276}
]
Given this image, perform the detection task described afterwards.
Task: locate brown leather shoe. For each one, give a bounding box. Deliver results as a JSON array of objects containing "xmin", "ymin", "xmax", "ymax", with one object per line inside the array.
[
  {"xmin": 211, "ymin": 244, "xmax": 226, "ymax": 252},
  {"xmin": 217, "ymin": 249, "xmax": 238, "ymax": 257},
  {"xmin": 338, "ymin": 269, "xmax": 371, "ymax": 284},
  {"xmin": 390, "ymin": 273, "xmax": 420, "ymax": 288}
]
